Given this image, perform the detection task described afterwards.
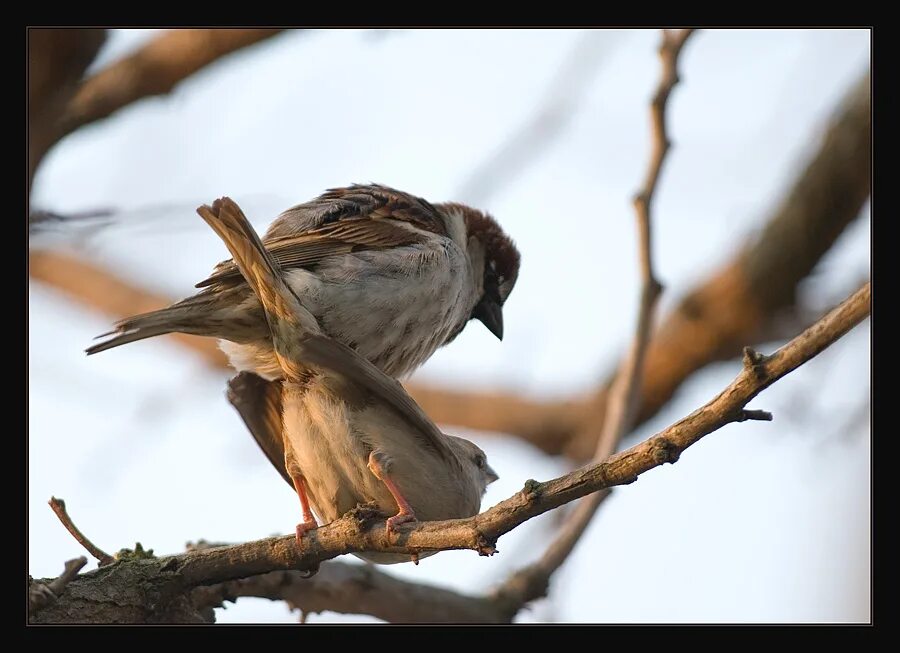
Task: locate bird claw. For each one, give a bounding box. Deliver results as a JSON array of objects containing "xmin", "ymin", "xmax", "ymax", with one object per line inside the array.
[
  {"xmin": 295, "ymin": 520, "xmax": 318, "ymax": 545},
  {"xmin": 386, "ymin": 512, "xmax": 417, "ymax": 536}
]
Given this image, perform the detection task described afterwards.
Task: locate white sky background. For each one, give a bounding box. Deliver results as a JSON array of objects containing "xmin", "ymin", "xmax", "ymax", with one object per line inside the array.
[{"xmin": 28, "ymin": 29, "xmax": 871, "ymax": 623}]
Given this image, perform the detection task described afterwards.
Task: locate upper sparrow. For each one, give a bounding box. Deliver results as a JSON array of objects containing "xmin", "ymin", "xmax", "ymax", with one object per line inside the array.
[
  {"xmin": 198, "ymin": 197, "xmax": 499, "ymax": 565},
  {"xmin": 86, "ymin": 183, "xmax": 520, "ymax": 381}
]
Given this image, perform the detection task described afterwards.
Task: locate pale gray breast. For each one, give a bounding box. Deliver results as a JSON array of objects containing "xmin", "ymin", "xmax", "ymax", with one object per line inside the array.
[
  {"xmin": 219, "ymin": 237, "xmax": 474, "ymax": 380},
  {"xmin": 302, "ymin": 239, "xmax": 475, "ymax": 378}
]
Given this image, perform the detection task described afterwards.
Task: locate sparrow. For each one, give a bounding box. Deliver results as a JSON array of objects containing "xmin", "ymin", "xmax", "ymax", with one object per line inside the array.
[
  {"xmin": 86, "ymin": 184, "xmax": 520, "ymax": 382},
  {"xmin": 198, "ymin": 197, "xmax": 499, "ymax": 565}
]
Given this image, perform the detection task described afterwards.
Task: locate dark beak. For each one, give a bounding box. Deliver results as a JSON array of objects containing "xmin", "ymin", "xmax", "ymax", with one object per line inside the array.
[
  {"xmin": 485, "ymin": 464, "xmax": 499, "ymax": 484},
  {"xmin": 472, "ymin": 296, "xmax": 504, "ymax": 340}
]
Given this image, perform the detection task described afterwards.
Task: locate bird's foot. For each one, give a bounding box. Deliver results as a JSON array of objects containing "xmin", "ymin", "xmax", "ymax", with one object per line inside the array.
[
  {"xmin": 386, "ymin": 511, "xmax": 417, "ymax": 536},
  {"xmin": 295, "ymin": 518, "xmax": 318, "ymax": 545}
]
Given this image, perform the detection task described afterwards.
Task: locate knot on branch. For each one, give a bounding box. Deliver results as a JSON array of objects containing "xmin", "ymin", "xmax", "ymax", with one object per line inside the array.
[
  {"xmin": 115, "ymin": 542, "xmax": 155, "ymax": 561},
  {"xmin": 649, "ymin": 437, "xmax": 680, "ymax": 465},
  {"xmin": 521, "ymin": 478, "xmax": 543, "ymax": 502},
  {"xmin": 742, "ymin": 346, "xmax": 769, "ymax": 380},
  {"xmin": 475, "ymin": 531, "xmax": 498, "ymax": 557},
  {"xmin": 348, "ymin": 502, "xmax": 382, "ymax": 529}
]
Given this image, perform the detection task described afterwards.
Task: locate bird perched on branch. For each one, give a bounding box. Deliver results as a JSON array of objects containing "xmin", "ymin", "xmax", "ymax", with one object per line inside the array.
[
  {"xmin": 198, "ymin": 197, "xmax": 498, "ymax": 564},
  {"xmin": 87, "ymin": 183, "xmax": 520, "ymax": 382}
]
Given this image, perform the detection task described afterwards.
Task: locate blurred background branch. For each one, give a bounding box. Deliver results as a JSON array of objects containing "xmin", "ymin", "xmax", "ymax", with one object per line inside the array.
[
  {"xmin": 29, "ymin": 65, "xmax": 871, "ymax": 463},
  {"xmin": 28, "ymin": 28, "xmax": 286, "ymax": 191}
]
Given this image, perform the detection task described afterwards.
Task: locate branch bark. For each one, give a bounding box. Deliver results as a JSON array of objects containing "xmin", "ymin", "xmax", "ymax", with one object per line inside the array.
[
  {"xmin": 192, "ymin": 564, "xmax": 501, "ymax": 623},
  {"xmin": 30, "ymin": 281, "xmax": 869, "ymax": 622},
  {"xmin": 29, "ymin": 557, "xmax": 88, "ymax": 614}
]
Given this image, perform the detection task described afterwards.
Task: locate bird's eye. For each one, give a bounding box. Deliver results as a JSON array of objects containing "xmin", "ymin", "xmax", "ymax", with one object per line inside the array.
[
  {"xmin": 475, "ymin": 455, "xmax": 485, "ymax": 469},
  {"xmin": 483, "ymin": 266, "xmax": 500, "ymax": 300}
]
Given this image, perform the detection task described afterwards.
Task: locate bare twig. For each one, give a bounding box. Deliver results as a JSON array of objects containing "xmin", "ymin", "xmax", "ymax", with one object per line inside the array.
[
  {"xmin": 29, "ymin": 557, "xmax": 88, "ymax": 615},
  {"xmin": 491, "ymin": 28, "xmax": 694, "ymax": 614},
  {"xmin": 48, "ymin": 496, "xmax": 114, "ymax": 566}
]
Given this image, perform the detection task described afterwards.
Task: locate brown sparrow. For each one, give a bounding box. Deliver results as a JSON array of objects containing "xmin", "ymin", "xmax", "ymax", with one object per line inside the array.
[
  {"xmin": 198, "ymin": 197, "xmax": 498, "ymax": 565},
  {"xmin": 86, "ymin": 184, "xmax": 520, "ymax": 382}
]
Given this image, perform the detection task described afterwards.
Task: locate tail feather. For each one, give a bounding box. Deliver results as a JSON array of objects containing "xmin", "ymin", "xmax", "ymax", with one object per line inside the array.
[
  {"xmin": 85, "ymin": 300, "xmax": 215, "ymax": 356},
  {"xmin": 85, "ymin": 324, "xmax": 174, "ymax": 356},
  {"xmin": 196, "ymin": 198, "xmax": 319, "ymax": 335}
]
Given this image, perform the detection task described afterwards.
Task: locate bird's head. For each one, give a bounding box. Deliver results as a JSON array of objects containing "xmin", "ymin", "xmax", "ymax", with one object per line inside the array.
[{"xmin": 437, "ymin": 203, "xmax": 520, "ymax": 341}]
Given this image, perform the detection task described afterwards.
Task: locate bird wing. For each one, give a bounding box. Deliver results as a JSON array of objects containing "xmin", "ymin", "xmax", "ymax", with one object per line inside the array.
[
  {"xmin": 298, "ymin": 333, "xmax": 455, "ymax": 463},
  {"xmin": 226, "ymin": 372, "xmax": 292, "ymax": 489},
  {"xmin": 195, "ymin": 184, "xmax": 447, "ymax": 289}
]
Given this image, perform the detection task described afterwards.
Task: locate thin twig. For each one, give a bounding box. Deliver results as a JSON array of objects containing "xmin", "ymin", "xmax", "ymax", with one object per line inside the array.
[
  {"xmin": 48, "ymin": 497, "xmax": 115, "ymax": 566},
  {"xmin": 490, "ymin": 28, "xmax": 695, "ymax": 615},
  {"xmin": 29, "ymin": 557, "xmax": 88, "ymax": 614}
]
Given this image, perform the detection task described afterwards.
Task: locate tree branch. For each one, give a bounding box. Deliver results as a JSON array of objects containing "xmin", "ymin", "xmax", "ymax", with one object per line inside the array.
[
  {"xmin": 29, "ymin": 557, "xmax": 88, "ymax": 615},
  {"xmin": 31, "ymin": 282, "xmax": 869, "ymax": 622},
  {"xmin": 48, "ymin": 496, "xmax": 114, "ymax": 566},
  {"xmin": 192, "ymin": 563, "xmax": 501, "ymax": 624},
  {"xmin": 28, "ymin": 28, "xmax": 106, "ymax": 188},
  {"xmin": 490, "ymin": 27, "xmax": 693, "ymax": 615},
  {"xmin": 28, "ymin": 29, "xmax": 287, "ymax": 193},
  {"xmin": 59, "ymin": 29, "xmax": 286, "ymax": 141}
]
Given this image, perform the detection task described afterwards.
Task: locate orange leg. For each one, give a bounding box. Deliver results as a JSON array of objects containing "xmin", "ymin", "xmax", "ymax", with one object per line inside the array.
[
  {"xmin": 291, "ymin": 473, "xmax": 318, "ymax": 544},
  {"xmin": 367, "ymin": 452, "xmax": 417, "ymax": 535}
]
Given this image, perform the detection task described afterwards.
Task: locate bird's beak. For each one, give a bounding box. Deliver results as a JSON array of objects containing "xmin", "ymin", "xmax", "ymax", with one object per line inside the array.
[
  {"xmin": 472, "ymin": 296, "xmax": 504, "ymax": 340},
  {"xmin": 485, "ymin": 464, "xmax": 499, "ymax": 485}
]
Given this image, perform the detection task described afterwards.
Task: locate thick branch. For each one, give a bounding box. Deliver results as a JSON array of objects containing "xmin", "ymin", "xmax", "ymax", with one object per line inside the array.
[
  {"xmin": 60, "ymin": 29, "xmax": 286, "ymax": 140},
  {"xmin": 31, "ymin": 282, "xmax": 868, "ymax": 622},
  {"xmin": 192, "ymin": 563, "xmax": 502, "ymax": 623},
  {"xmin": 28, "ymin": 29, "xmax": 286, "ymax": 193},
  {"xmin": 28, "ymin": 28, "xmax": 106, "ymax": 188}
]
